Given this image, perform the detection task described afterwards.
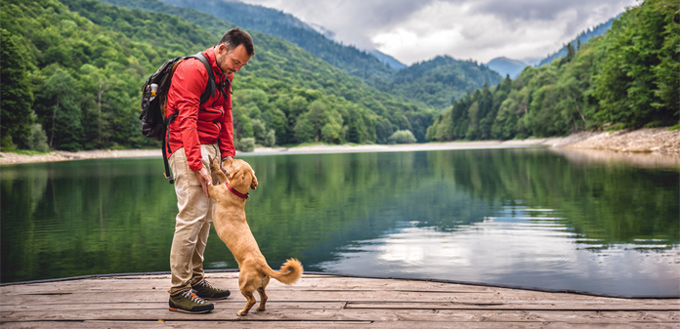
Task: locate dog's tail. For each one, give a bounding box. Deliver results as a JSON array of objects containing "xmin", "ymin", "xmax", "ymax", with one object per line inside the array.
[{"xmin": 265, "ymin": 258, "xmax": 303, "ymax": 285}]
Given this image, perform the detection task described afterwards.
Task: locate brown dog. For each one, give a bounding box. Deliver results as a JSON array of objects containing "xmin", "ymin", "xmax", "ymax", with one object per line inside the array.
[{"xmin": 207, "ymin": 157, "xmax": 303, "ymax": 316}]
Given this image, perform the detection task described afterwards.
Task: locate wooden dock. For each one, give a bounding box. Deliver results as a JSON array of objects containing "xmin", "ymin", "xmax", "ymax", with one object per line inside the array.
[{"xmin": 1, "ymin": 272, "xmax": 678, "ymax": 328}]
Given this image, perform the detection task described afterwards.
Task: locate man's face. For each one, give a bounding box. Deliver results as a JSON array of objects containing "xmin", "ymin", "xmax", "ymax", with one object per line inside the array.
[{"xmin": 215, "ymin": 44, "xmax": 251, "ymax": 76}]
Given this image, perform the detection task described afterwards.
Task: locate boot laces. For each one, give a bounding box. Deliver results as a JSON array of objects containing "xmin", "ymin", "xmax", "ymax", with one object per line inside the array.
[
  {"xmin": 198, "ymin": 279, "xmax": 216, "ymax": 289},
  {"xmin": 182, "ymin": 289, "xmax": 208, "ymax": 305}
]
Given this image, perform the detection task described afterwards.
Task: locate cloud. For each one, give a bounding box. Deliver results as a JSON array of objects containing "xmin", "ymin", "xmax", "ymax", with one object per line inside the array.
[
  {"xmin": 239, "ymin": 0, "xmax": 437, "ymax": 49},
  {"xmin": 238, "ymin": 0, "xmax": 638, "ymax": 65}
]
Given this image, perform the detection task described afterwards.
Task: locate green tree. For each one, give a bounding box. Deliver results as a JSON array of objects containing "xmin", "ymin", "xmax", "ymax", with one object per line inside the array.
[
  {"xmin": 295, "ymin": 99, "xmax": 329, "ymax": 142},
  {"xmin": 1, "ymin": 29, "xmax": 35, "ymax": 150},
  {"xmin": 594, "ymin": 0, "xmax": 678, "ymax": 127},
  {"xmin": 34, "ymin": 69, "xmax": 83, "ymax": 151},
  {"xmin": 651, "ymin": 0, "xmax": 680, "ymax": 122}
]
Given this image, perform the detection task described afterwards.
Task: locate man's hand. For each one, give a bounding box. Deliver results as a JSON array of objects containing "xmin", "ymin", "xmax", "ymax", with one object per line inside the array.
[{"xmin": 194, "ymin": 167, "xmax": 212, "ymax": 198}]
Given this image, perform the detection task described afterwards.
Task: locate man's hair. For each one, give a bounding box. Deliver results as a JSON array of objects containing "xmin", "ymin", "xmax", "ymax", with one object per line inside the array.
[{"xmin": 219, "ymin": 28, "xmax": 254, "ymax": 56}]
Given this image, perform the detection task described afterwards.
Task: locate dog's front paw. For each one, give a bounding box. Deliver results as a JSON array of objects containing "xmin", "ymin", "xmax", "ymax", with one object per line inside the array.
[{"xmin": 237, "ymin": 310, "xmax": 248, "ymax": 316}]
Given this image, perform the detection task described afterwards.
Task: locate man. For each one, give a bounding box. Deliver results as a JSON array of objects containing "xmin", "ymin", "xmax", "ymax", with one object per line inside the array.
[{"xmin": 165, "ymin": 28, "xmax": 254, "ymax": 314}]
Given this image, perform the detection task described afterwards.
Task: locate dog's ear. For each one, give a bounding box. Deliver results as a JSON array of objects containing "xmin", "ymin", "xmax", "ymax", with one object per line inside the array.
[
  {"xmin": 227, "ymin": 169, "xmax": 238, "ymax": 182},
  {"xmin": 222, "ymin": 157, "xmax": 233, "ymax": 167},
  {"xmin": 250, "ymin": 171, "xmax": 258, "ymax": 190}
]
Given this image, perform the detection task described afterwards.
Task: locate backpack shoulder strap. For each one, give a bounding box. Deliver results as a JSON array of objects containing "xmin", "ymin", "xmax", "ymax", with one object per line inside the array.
[{"xmin": 188, "ymin": 52, "xmax": 220, "ymax": 104}]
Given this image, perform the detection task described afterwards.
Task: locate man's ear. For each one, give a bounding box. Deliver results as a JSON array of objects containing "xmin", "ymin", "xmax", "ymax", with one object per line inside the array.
[{"xmin": 215, "ymin": 43, "xmax": 228, "ymax": 56}]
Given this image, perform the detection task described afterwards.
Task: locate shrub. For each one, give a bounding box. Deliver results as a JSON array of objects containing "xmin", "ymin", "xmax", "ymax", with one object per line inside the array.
[
  {"xmin": 26, "ymin": 124, "xmax": 49, "ymax": 153},
  {"xmin": 1, "ymin": 135, "xmax": 17, "ymax": 151},
  {"xmin": 236, "ymin": 137, "xmax": 255, "ymax": 152},
  {"xmin": 388, "ymin": 130, "xmax": 417, "ymax": 144}
]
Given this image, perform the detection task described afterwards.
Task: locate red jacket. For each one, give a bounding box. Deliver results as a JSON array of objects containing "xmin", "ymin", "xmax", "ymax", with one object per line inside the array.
[{"xmin": 165, "ymin": 47, "xmax": 235, "ymax": 171}]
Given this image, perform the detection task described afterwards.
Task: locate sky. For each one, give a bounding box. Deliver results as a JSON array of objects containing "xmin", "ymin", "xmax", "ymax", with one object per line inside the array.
[{"xmin": 238, "ymin": 0, "xmax": 639, "ymax": 65}]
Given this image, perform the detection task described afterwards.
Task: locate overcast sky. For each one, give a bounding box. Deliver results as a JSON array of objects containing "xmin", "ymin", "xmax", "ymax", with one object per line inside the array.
[{"xmin": 238, "ymin": 0, "xmax": 639, "ymax": 65}]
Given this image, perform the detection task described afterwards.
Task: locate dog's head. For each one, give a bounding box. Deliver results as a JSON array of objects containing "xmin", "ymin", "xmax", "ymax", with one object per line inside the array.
[{"xmin": 223, "ymin": 158, "xmax": 258, "ymax": 191}]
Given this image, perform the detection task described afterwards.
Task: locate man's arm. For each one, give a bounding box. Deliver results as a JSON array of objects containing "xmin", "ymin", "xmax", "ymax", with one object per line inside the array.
[{"xmin": 170, "ymin": 59, "xmax": 210, "ymax": 172}]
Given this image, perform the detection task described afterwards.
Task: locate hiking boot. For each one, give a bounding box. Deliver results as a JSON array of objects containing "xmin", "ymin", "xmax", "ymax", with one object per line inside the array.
[
  {"xmin": 168, "ymin": 290, "xmax": 214, "ymax": 314},
  {"xmin": 192, "ymin": 279, "xmax": 231, "ymax": 299}
]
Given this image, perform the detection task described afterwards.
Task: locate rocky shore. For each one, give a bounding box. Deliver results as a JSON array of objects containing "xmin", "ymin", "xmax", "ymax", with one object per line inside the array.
[{"xmin": 1, "ymin": 128, "xmax": 678, "ymax": 166}]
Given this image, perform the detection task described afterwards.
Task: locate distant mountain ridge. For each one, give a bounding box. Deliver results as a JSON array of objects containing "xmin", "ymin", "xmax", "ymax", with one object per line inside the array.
[
  {"xmin": 158, "ymin": 0, "xmax": 398, "ymax": 82},
  {"xmin": 486, "ymin": 57, "xmax": 529, "ymax": 79},
  {"xmin": 390, "ymin": 56, "xmax": 503, "ymax": 108},
  {"xmin": 486, "ymin": 15, "xmax": 620, "ymax": 79},
  {"xmin": 537, "ymin": 15, "xmax": 621, "ymax": 67},
  {"xmin": 369, "ymin": 49, "xmax": 407, "ymax": 69}
]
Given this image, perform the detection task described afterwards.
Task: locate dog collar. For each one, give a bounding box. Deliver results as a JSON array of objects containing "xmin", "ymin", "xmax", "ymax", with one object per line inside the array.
[{"xmin": 226, "ymin": 182, "xmax": 249, "ymax": 200}]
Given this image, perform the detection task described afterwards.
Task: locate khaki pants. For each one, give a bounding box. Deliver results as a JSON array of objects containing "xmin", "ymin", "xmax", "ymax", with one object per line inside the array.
[{"xmin": 168, "ymin": 144, "xmax": 219, "ymax": 295}]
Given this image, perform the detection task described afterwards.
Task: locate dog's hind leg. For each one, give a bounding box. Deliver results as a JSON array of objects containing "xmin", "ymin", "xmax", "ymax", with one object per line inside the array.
[
  {"xmin": 237, "ymin": 289, "xmax": 257, "ymax": 316},
  {"xmin": 256, "ymin": 277, "xmax": 270, "ymax": 312}
]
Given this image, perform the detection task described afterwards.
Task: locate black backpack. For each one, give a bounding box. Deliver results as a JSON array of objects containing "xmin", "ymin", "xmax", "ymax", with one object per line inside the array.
[{"xmin": 139, "ymin": 52, "xmax": 227, "ymax": 184}]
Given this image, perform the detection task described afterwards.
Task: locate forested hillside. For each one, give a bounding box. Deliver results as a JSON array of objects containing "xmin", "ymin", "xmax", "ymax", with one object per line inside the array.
[
  {"xmin": 106, "ymin": 0, "xmax": 501, "ymax": 110},
  {"xmin": 104, "ymin": 0, "xmax": 396, "ymax": 84},
  {"xmin": 389, "ymin": 56, "xmax": 502, "ymax": 109},
  {"xmin": 3, "ymin": 0, "xmax": 675, "ymax": 153},
  {"xmin": 426, "ymin": 0, "xmax": 678, "ymax": 142},
  {"xmin": 537, "ymin": 15, "xmax": 620, "ymax": 67},
  {"xmin": 0, "ymin": 0, "xmax": 436, "ymax": 152}
]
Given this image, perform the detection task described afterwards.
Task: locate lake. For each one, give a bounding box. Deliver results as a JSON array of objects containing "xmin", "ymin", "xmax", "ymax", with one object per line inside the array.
[{"xmin": 2, "ymin": 146, "xmax": 678, "ymax": 297}]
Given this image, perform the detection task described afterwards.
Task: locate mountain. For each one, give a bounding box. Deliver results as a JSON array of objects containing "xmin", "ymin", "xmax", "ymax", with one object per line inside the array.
[
  {"xmin": 99, "ymin": 0, "xmax": 503, "ymax": 111},
  {"xmin": 486, "ymin": 57, "xmax": 529, "ymax": 79},
  {"xmin": 537, "ymin": 15, "xmax": 621, "ymax": 67},
  {"xmin": 155, "ymin": 0, "xmax": 397, "ymax": 83},
  {"xmin": 427, "ymin": 0, "xmax": 678, "ymax": 142},
  {"xmin": 2, "ymin": 0, "xmax": 438, "ymax": 152},
  {"xmin": 389, "ymin": 56, "xmax": 503, "ymax": 109},
  {"xmin": 369, "ymin": 49, "xmax": 407, "ymax": 69}
]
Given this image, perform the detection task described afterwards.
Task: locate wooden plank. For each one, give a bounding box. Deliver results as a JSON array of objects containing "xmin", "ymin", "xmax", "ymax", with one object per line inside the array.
[
  {"xmin": 0, "ymin": 320, "xmax": 374, "ymax": 329},
  {"xmin": 2, "ymin": 289, "xmax": 674, "ymax": 311},
  {"xmin": 2, "ymin": 306, "xmax": 678, "ymax": 324},
  {"xmin": 2, "ymin": 296, "xmax": 674, "ymax": 314},
  {"xmin": 5, "ymin": 274, "xmax": 668, "ymax": 305},
  {"xmin": 2, "ymin": 320, "xmax": 678, "ymax": 329},
  {"xmin": 2, "ymin": 274, "xmax": 666, "ymax": 302},
  {"xmin": 345, "ymin": 301, "xmax": 680, "ymax": 311},
  {"xmin": 1, "ymin": 273, "xmax": 677, "ymax": 329},
  {"xmin": 2, "ymin": 274, "xmax": 507, "ymax": 294},
  {"xmin": 3, "ymin": 301, "xmax": 346, "ymax": 312}
]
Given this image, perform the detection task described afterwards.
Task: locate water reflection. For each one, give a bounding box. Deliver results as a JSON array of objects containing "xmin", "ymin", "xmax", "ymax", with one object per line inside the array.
[
  {"xmin": 1, "ymin": 148, "xmax": 678, "ymax": 297},
  {"xmin": 550, "ymin": 147, "xmax": 680, "ymax": 169},
  {"xmin": 318, "ymin": 206, "xmax": 679, "ymax": 296}
]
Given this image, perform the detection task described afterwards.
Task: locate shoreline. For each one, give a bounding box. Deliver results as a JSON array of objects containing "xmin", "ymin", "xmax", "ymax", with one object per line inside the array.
[{"xmin": 1, "ymin": 128, "xmax": 678, "ymax": 166}]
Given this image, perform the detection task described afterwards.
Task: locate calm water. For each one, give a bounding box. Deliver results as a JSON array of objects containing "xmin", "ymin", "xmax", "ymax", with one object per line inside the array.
[{"xmin": 2, "ymin": 147, "xmax": 678, "ymax": 297}]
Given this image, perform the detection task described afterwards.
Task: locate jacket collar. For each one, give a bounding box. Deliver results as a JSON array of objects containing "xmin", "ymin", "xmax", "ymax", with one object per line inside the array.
[{"xmin": 204, "ymin": 47, "xmax": 229, "ymax": 83}]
